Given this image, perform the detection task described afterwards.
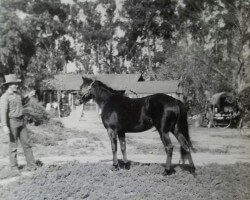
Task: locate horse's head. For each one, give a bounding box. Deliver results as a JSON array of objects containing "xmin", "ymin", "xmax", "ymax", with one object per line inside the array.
[
  {"xmin": 79, "ymin": 76, "xmax": 96, "ymax": 104},
  {"xmin": 79, "ymin": 76, "xmax": 126, "ymax": 105}
]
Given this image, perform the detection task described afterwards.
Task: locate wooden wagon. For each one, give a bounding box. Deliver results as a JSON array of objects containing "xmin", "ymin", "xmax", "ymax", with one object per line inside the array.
[{"xmin": 207, "ymin": 92, "xmax": 239, "ymax": 128}]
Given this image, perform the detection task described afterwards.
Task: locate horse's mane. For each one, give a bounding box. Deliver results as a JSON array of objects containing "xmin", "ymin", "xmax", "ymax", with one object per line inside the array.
[{"xmin": 94, "ymin": 81, "xmax": 124, "ymax": 96}]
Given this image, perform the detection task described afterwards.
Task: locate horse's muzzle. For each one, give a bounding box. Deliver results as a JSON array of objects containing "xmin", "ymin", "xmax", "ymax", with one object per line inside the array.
[{"xmin": 79, "ymin": 93, "xmax": 91, "ymax": 105}]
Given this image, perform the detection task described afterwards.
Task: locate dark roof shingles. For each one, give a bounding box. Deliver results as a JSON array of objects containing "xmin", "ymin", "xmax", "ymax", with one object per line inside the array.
[
  {"xmin": 126, "ymin": 81, "xmax": 181, "ymax": 94},
  {"xmin": 45, "ymin": 74, "xmax": 181, "ymax": 94},
  {"xmin": 49, "ymin": 74, "xmax": 143, "ymax": 90}
]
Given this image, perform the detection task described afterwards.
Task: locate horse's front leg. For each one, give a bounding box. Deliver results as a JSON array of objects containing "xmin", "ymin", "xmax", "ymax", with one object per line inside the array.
[
  {"xmin": 118, "ymin": 133, "xmax": 130, "ymax": 170},
  {"xmin": 107, "ymin": 128, "xmax": 119, "ymax": 171}
]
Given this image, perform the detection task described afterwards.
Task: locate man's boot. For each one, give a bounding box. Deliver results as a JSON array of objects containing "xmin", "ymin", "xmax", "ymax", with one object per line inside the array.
[{"xmin": 9, "ymin": 147, "xmax": 18, "ymax": 168}]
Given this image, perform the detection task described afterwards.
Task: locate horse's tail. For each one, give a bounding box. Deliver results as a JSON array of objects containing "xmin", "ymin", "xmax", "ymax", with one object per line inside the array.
[{"xmin": 177, "ymin": 102, "xmax": 196, "ymax": 161}]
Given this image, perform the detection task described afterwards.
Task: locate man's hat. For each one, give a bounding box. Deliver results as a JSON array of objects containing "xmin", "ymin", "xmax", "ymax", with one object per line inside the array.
[{"xmin": 3, "ymin": 74, "xmax": 21, "ymax": 85}]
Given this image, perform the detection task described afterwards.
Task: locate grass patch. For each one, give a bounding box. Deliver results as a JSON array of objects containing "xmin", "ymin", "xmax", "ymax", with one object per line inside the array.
[
  {"xmin": 28, "ymin": 119, "xmax": 92, "ymax": 147},
  {"xmin": 126, "ymin": 138, "xmax": 165, "ymax": 155},
  {"xmin": 196, "ymin": 145, "xmax": 244, "ymax": 154},
  {"xmin": 197, "ymin": 146, "xmax": 229, "ymax": 154},
  {"xmin": 1, "ymin": 162, "xmax": 250, "ymax": 200}
]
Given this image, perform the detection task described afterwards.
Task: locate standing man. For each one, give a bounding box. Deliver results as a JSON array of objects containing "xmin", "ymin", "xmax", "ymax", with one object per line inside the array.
[{"xmin": 0, "ymin": 74, "xmax": 37, "ymax": 171}]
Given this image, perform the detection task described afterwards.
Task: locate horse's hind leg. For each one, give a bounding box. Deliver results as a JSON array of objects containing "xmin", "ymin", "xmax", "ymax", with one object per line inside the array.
[
  {"xmin": 174, "ymin": 129, "xmax": 196, "ymax": 174},
  {"xmin": 107, "ymin": 128, "xmax": 119, "ymax": 171},
  {"xmin": 175, "ymin": 133, "xmax": 190, "ymax": 153},
  {"xmin": 118, "ymin": 132, "xmax": 130, "ymax": 169},
  {"xmin": 187, "ymin": 153, "xmax": 195, "ymax": 174},
  {"xmin": 158, "ymin": 130, "xmax": 175, "ymax": 176},
  {"xmin": 154, "ymin": 115, "xmax": 175, "ymax": 175},
  {"xmin": 180, "ymin": 147, "xmax": 196, "ymax": 174}
]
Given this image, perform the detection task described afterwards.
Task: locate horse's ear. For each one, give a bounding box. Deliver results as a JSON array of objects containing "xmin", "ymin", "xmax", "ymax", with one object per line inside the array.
[
  {"xmin": 82, "ymin": 76, "xmax": 87, "ymax": 82},
  {"xmin": 82, "ymin": 76, "xmax": 95, "ymax": 87},
  {"xmin": 82, "ymin": 76, "xmax": 91, "ymax": 83}
]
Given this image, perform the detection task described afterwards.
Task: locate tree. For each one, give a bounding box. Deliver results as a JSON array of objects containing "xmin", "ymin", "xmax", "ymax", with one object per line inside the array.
[
  {"xmin": 1, "ymin": 0, "xmax": 249, "ymax": 104},
  {"xmin": 175, "ymin": 0, "xmax": 250, "ymax": 92},
  {"xmin": 154, "ymin": 42, "xmax": 215, "ymax": 112},
  {"xmin": 0, "ymin": 0, "xmax": 75, "ymax": 89},
  {"xmin": 120, "ymin": 0, "xmax": 177, "ymax": 78}
]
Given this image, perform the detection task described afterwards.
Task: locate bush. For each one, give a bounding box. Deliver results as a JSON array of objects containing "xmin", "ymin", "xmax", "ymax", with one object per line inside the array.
[
  {"xmin": 237, "ymin": 86, "xmax": 250, "ymax": 123},
  {"xmin": 47, "ymin": 118, "xmax": 64, "ymax": 128},
  {"xmin": 23, "ymin": 97, "xmax": 50, "ymax": 125}
]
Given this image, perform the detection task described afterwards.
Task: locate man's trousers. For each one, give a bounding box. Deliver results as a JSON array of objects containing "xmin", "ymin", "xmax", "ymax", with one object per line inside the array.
[{"xmin": 8, "ymin": 118, "xmax": 36, "ymax": 168}]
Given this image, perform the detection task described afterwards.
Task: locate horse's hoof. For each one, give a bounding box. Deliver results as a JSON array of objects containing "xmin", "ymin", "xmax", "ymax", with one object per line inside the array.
[
  {"xmin": 110, "ymin": 164, "xmax": 119, "ymax": 172},
  {"xmin": 124, "ymin": 162, "xmax": 130, "ymax": 170},
  {"xmin": 162, "ymin": 169, "xmax": 176, "ymax": 176}
]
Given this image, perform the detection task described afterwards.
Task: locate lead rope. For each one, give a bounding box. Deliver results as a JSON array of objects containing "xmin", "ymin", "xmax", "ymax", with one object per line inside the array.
[
  {"xmin": 79, "ymin": 81, "xmax": 95, "ymax": 120},
  {"xmin": 79, "ymin": 102, "xmax": 85, "ymax": 121}
]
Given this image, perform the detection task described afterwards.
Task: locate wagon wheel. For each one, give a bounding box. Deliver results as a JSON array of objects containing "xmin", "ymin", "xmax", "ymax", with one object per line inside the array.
[
  {"xmin": 213, "ymin": 116, "xmax": 232, "ymax": 129},
  {"xmin": 222, "ymin": 117, "xmax": 232, "ymax": 129}
]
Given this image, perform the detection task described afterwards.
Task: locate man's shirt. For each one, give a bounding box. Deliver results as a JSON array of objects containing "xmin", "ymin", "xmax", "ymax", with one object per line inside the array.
[{"xmin": 0, "ymin": 90, "xmax": 23, "ymax": 126}]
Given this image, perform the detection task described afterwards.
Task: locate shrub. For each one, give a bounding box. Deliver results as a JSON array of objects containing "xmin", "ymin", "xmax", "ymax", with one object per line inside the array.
[{"xmin": 23, "ymin": 97, "xmax": 50, "ymax": 125}]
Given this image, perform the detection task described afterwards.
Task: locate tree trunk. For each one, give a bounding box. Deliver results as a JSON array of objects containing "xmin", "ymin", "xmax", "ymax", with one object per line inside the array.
[
  {"xmin": 147, "ymin": 35, "xmax": 151, "ymax": 72},
  {"xmin": 97, "ymin": 40, "xmax": 100, "ymax": 72},
  {"xmin": 234, "ymin": 54, "xmax": 245, "ymax": 92},
  {"xmin": 57, "ymin": 90, "xmax": 61, "ymax": 118},
  {"xmin": 237, "ymin": 67, "xmax": 246, "ymax": 92}
]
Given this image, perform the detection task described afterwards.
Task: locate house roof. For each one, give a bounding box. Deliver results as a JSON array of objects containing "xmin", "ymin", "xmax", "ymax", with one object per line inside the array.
[
  {"xmin": 43, "ymin": 74, "xmax": 181, "ymax": 95},
  {"xmin": 126, "ymin": 81, "xmax": 181, "ymax": 94},
  {"xmin": 94, "ymin": 74, "xmax": 144, "ymax": 90},
  {"xmin": 44, "ymin": 73, "xmax": 143, "ymax": 91}
]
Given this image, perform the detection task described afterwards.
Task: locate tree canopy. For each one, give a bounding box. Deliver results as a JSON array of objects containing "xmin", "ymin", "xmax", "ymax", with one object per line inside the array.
[{"xmin": 0, "ymin": 0, "xmax": 249, "ymax": 107}]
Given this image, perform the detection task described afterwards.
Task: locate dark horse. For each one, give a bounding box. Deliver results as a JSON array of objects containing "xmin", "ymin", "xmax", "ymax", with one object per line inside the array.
[{"xmin": 79, "ymin": 77, "xmax": 196, "ymax": 175}]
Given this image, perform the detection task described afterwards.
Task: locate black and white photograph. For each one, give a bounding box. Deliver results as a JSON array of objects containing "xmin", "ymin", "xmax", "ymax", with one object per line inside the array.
[{"xmin": 0, "ymin": 0, "xmax": 250, "ymax": 199}]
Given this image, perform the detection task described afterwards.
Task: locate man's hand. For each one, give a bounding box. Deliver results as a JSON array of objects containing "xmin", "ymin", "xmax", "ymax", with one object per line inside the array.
[
  {"xmin": 28, "ymin": 90, "xmax": 36, "ymax": 98},
  {"xmin": 2, "ymin": 126, "xmax": 10, "ymax": 134}
]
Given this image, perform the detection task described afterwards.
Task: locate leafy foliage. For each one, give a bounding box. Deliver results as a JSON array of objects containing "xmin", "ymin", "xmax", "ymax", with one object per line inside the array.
[
  {"xmin": 23, "ymin": 97, "xmax": 50, "ymax": 125},
  {"xmin": 0, "ymin": 0, "xmax": 73, "ymax": 89},
  {"xmin": 237, "ymin": 86, "xmax": 250, "ymax": 123},
  {"xmin": 0, "ymin": 0, "xmax": 249, "ymax": 114}
]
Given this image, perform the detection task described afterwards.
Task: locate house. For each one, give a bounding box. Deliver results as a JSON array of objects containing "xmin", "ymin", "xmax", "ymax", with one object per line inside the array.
[
  {"xmin": 45, "ymin": 73, "xmax": 144, "ymax": 91},
  {"xmin": 41, "ymin": 73, "xmax": 144, "ymax": 111},
  {"xmin": 41, "ymin": 73, "xmax": 183, "ymax": 115}
]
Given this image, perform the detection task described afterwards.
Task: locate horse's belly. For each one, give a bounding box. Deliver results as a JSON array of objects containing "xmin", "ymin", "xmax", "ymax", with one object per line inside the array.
[{"xmin": 127, "ymin": 119, "xmax": 154, "ymax": 133}]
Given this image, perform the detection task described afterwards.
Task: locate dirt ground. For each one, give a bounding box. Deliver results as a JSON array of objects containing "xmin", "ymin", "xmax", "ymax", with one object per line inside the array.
[{"xmin": 0, "ymin": 107, "xmax": 250, "ymax": 200}]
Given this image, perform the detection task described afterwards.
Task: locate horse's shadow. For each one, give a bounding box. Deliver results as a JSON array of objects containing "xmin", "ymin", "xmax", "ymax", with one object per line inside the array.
[{"xmin": 117, "ymin": 159, "xmax": 195, "ymax": 175}]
